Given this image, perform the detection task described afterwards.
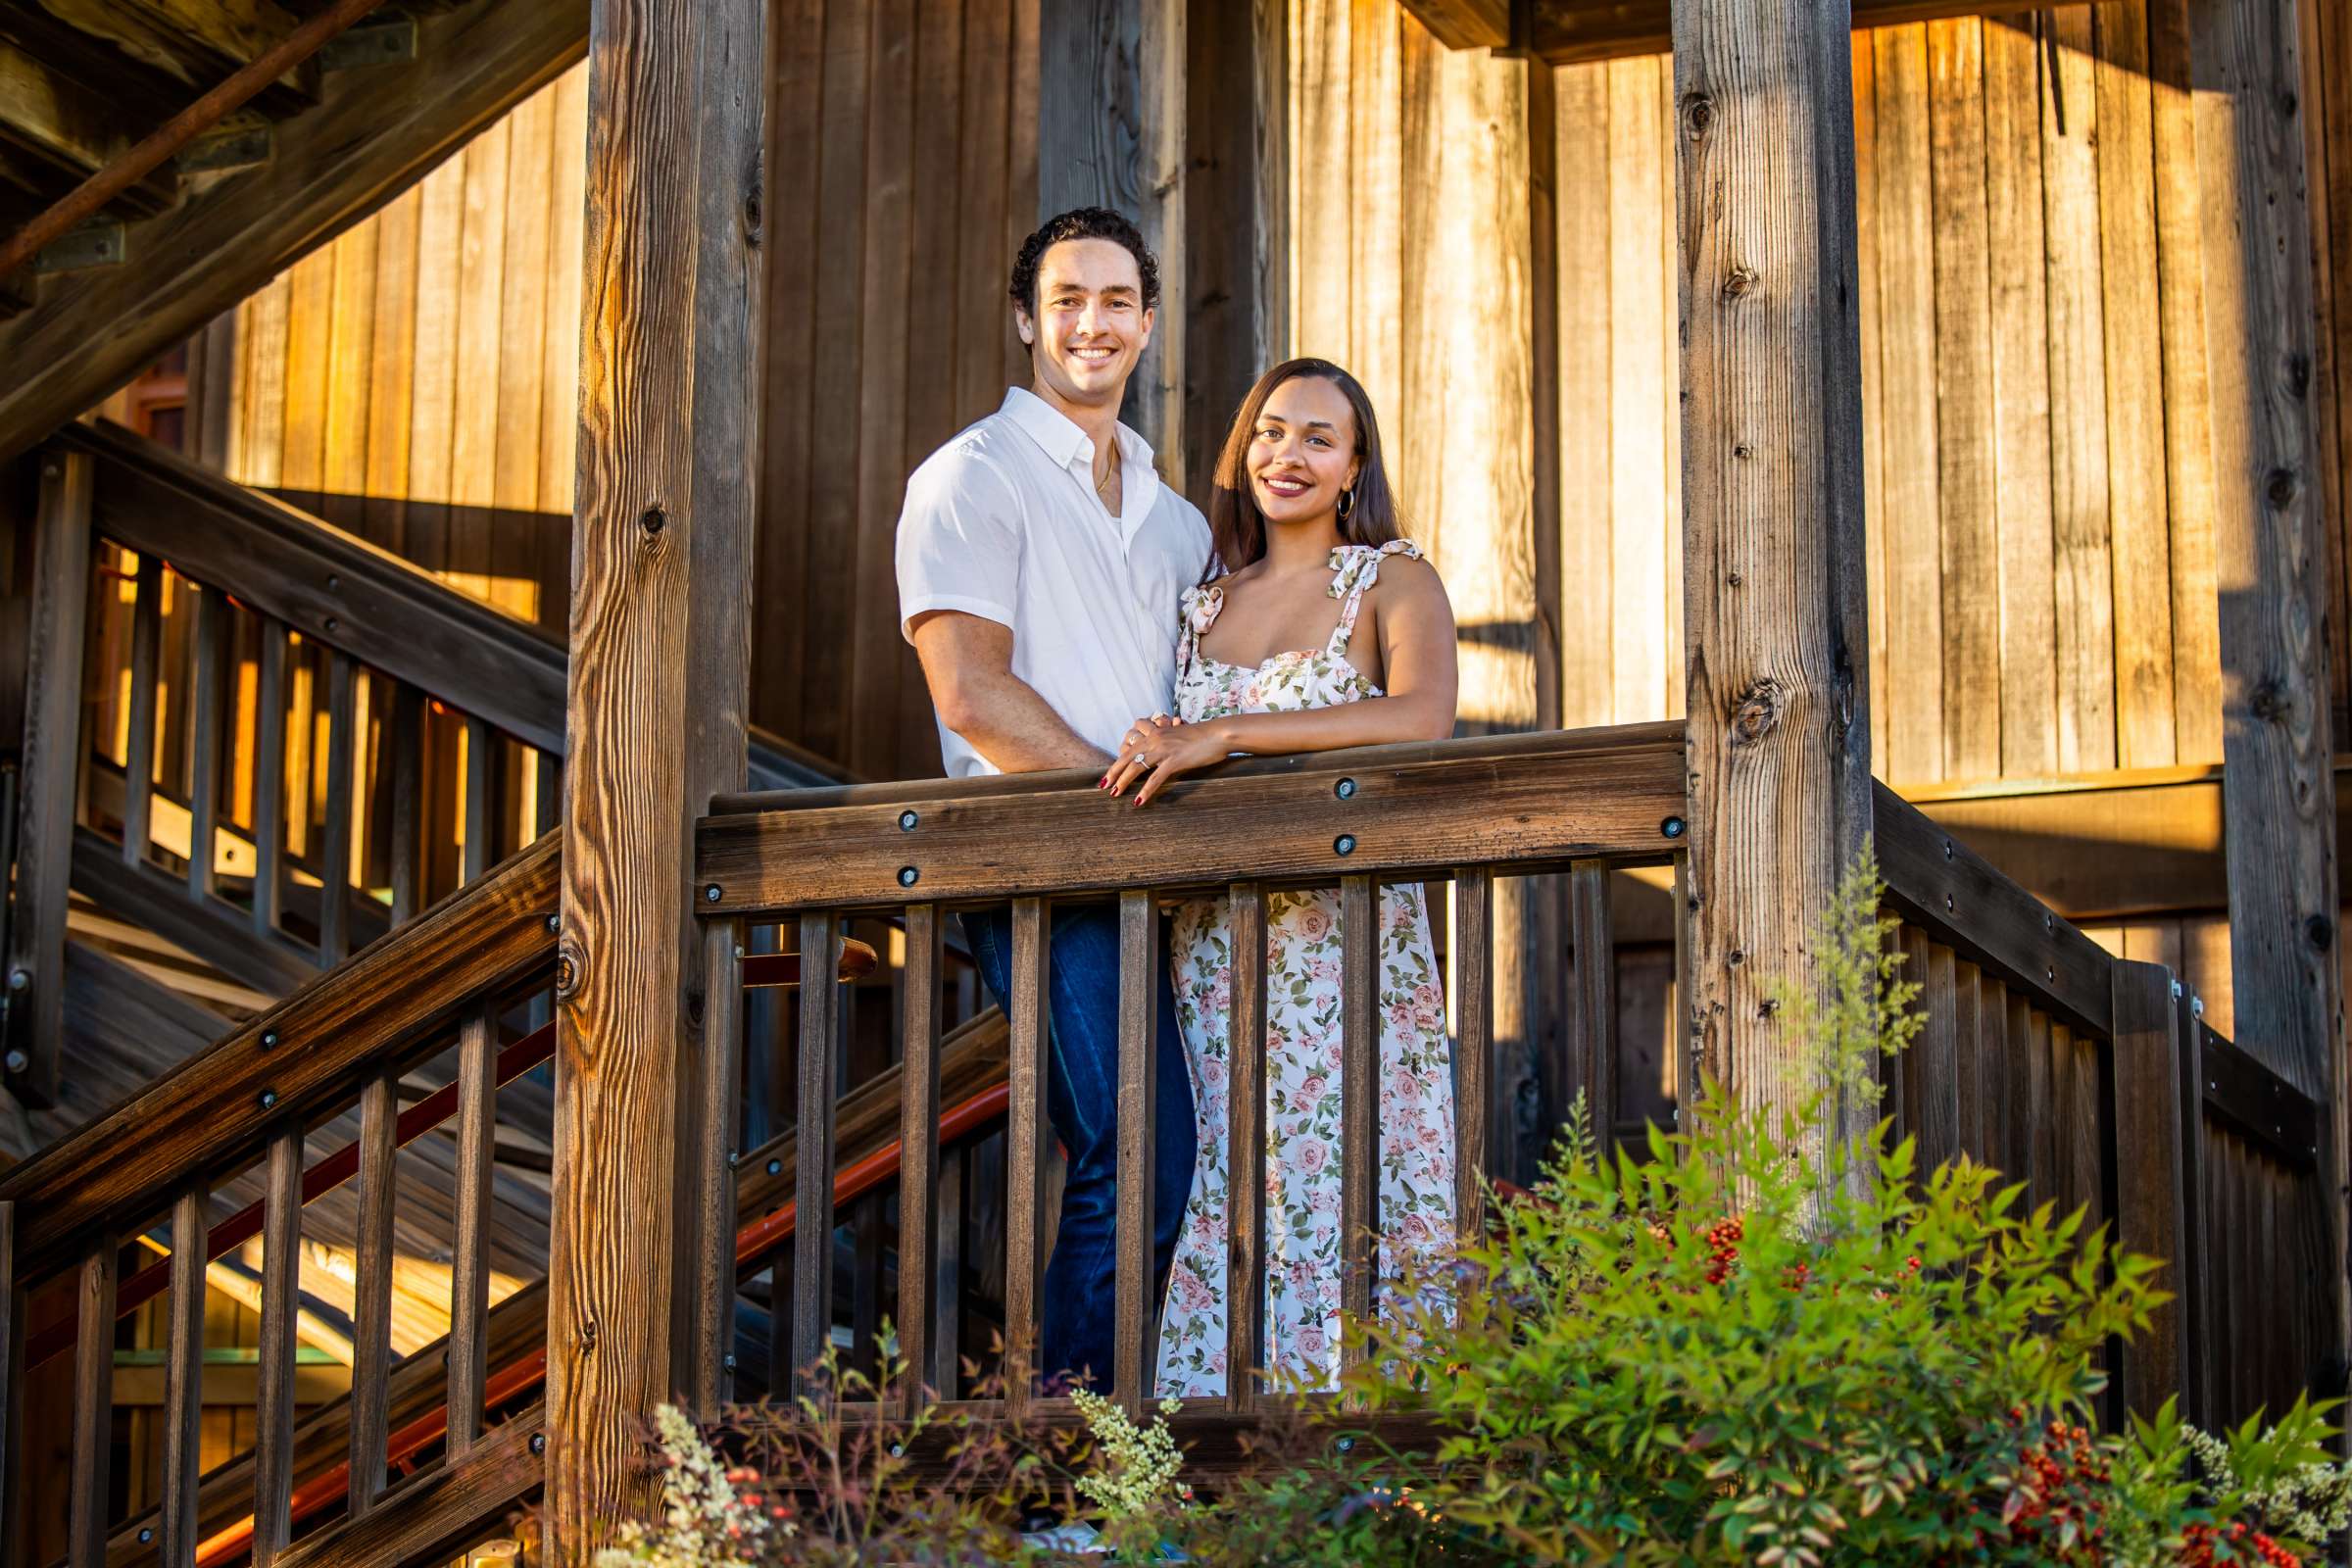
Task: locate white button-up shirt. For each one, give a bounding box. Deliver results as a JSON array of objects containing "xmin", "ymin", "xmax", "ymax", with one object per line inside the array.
[{"xmin": 897, "ymin": 387, "xmax": 1214, "ymax": 779}]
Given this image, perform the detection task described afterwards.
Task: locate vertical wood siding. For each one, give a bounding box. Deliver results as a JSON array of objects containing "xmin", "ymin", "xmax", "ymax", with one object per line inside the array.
[{"xmin": 1453, "ymin": 7, "xmax": 2239, "ymax": 788}]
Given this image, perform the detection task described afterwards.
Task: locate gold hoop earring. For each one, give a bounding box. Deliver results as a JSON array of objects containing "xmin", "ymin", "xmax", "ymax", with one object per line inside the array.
[{"xmin": 1337, "ymin": 487, "xmax": 1354, "ymax": 523}]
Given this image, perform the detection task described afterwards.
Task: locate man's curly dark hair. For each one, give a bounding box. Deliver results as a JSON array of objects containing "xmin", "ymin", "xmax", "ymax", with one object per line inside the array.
[{"xmin": 1007, "ymin": 206, "xmax": 1160, "ymax": 318}]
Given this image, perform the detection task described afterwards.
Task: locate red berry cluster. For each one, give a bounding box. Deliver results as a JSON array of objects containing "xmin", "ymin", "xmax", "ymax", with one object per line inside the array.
[
  {"xmin": 2003, "ymin": 1415, "xmax": 2110, "ymax": 1558},
  {"xmin": 2181, "ymin": 1521, "xmax": 2302, "ymax": 1568},
  {"xmin": 1702, "ymin": 1216, "xmax": 1743, "ymax": 1286}
]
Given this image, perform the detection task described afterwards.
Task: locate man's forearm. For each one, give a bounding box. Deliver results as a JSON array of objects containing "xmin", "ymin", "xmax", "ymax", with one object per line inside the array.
[{"xmin": 952, "ymin": 672, "xmax": 1111, "ymax": 773}]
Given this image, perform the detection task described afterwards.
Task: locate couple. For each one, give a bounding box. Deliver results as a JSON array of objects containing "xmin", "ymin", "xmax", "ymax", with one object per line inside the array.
[{"xmin": 895, "ymin": 207, "xmax": 1460, "ymax": 1399}]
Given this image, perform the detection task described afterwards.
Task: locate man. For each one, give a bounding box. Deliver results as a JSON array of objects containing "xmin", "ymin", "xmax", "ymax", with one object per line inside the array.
[{"xmin": 896, "ymin": 207, "xmax": 1205, "ymax": 1393}]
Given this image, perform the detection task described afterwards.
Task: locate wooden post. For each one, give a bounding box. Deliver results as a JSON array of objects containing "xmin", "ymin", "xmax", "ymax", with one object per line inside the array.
[
  {"xmin": 545, "ymin": 0, "xmax": 762, "ymax": 1552},
  {"xmin": 3, "ymin": 448, "xmax": 92, "ymax": 1109},
  {"xmin": 2191, "ymin": 0, "xmax": 2347, "ymax": 1401},
  {"xmin": 1037, "ymin": 0, "xmax": 1186, "ymax": 465},
  {"xmin": 1672, "ymin": 0, "xmax": 1874, "ymax": 1146}
]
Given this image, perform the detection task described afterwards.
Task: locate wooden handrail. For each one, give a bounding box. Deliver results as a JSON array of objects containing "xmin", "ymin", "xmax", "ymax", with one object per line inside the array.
[
  {"xmin": 0, "ymin": 836, "xmax": 559, "ymax": 1276},
  {"xmin": 700, "ymin": 723, "xmax": 1690, "ymax": 914},
  {"xmin": 48, "ymin": 418, "xmax": 842, "ymax": 789}
]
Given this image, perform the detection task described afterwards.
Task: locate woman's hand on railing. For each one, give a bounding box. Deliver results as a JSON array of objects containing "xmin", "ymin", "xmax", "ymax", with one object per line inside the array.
[{"xmin": 1101, "ymin": 713, "xmax": 1225, "ymax": 806}]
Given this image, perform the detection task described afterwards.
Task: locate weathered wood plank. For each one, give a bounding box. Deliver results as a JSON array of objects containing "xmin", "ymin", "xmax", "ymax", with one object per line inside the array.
[
  {"xmin": 348, "ymin": 1069, "xmax": 397, "ymax": 1516},
  {"xmin": 897, "ymin": 905, "xmax": 943, "ymax": 1408},
  {"xmin": 1607, "ymin": 53, "xmax": 1670, "ymax": 725},
  {"xmin": 5, "ymin": 447, "xmax": 92, "ymax": 1106},
  {"xmin": 1982, "ymin": 9, "xmax": 2060, "ymax": 778},
  {"xmin": 1674, "ymin": 0, "xmax": 1874, "ymax": 1139},
  {"xmin": 252, "ymin": 617, "xmax": 290, "ymax": 937},
  {"xmin": 701, "ymin": 729, "xmax": 1688, "ymax": 913},
  {"xmin": 1113, "ymin": 890, "xmax": 1154, "ymax": 1409},
  {"xmin": 161, "ymin": 1185, "xmax": 207, "ymax": 1560},
  {"xmin": 2192, "ymin": 0, "xmax": 2346, "ymax": 1394},
  {"xmin": 1224, "ymin": 882, "xmax": 1268, "ymax": 1410},
  {"xmin": 1568, "ymin": 861, "xmax": 1613, "ymax": 1154},
  {"xmin": 185, "ymin": 583, "xmax": 228, "ymax": 901},
  {"xmin": 1553, "ymin": 62, "xmax": 1614, "ymax": 731},
  {"xmin": 253, "ymin": 1127, "xmax": 303, "ymax": 1568},
  {"xmin": 790, "ymin": 915, "xmax": 840, "ymax": 1394},
  {"xmin": 448, "ymin": 1004, "xmax": 495, "ymax": 1452},
  {"xmin": 1873, "ymin": 23, "xmax": 1946, "ymax": 785},
  {"xmin": 1529, "ymin": 0, "xmax": 2070, "ymax": 64},
  {"xmin": 317, "ymin": 651, "xmax": 358, "ymax": 963},
  {"xmin": 272, "ymin": 1405, "xmax": 544, "ymax": 1568},
  {"xmin": 688, "ymin": 919, "xmax": 742, "ymax": 1409},
  {"xmin": 1004, "ymin": 902, "xmax": 1048, "ymax": 1404},
  {"xmin": 122, "ymin": 551, "xmax": 164, "ymax": 868},
  {"xmin": 68, "ymin": 1232, "xmax": 117, "ymax": 1568},
  {"xmin": 2112, "ymin": 959, "xmax": 2188, "ymax": 1418}
]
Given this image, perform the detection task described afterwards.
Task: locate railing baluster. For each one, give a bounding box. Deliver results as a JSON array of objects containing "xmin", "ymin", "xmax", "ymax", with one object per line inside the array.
[
  {"xmin": 250, "ymin": 618, "xmax": 288, "ymax": 937},
  {"xmin": 1224, "ymin": 882, "xmax": 1268, "ymax": 1411},
  {"xmin": 253, "ymin": 1125, "xmax": 301, "ymax": 1567},
  {"xmin": 1952, "ymin": 959, "xmax": 1984, "ymax": 1161},
  {"xmin": 185, "ymin": 585, "xmax": 227, "ymax": 901},
  {"xmin": 68, "ymin": 1229, "xmax": 116, "ymax": 1568},
  {"xmin": 1113, "ymin": 890, "xmax": 1155, "ymax": 1411},
  {"xmin": 793, "ymin": 913, "xmax": 841, "ymax": 1395},
  {"xmin": 385, "ymin": 683, "xmax": 423, "ymax": 925},
  {"xmin": 534, "ymin": 750, "xmax": 562, "ymax": 839},
  {"xmin": 896, "ymin": 905, "xmax": 942, "ymax": 1409},
  {"xmin": 1339, "ymin": 876, "xmax": 1376, "ymax": 1379},
  {"xmin": 1452, "ymin": 869, "xmax": 1493, "ymax": 1241},
  {"xmin": 349, "ymin": 1066, "xmax": 397, "ymax": 1513},
  {"xmin": 0, "ymin": 1202, "xmax": 16, "ymax": 1552},
  {"xmin": 1566, "ymin": 862, "xmax": 1609, "ymax": 1157},
  {"xmin": 1003, "ymin": 898, "xmax": 1049, "ymax": 1407},
  {"xmin": 2002, "ymin": 988, "xmax": 2033, "ymax": 1185},
  {"xmin": 2175, "ymin": 992, "xmax": 2212, "ymax": 1427},
  {"xmin": 463, "ymin": 715, "xmax": 497, "ymax": 884},
  {"xmin": 6, "ymin": 451, "xmax": 93, "ymax": 1107},
  {"xmin": 2026, "ymin": 1005, "xmax": 2056, "ymax": 1204},
  {"xmin": 317, "ymin": 652, "xmax": 357, "ymax": 963},
  {"xmin": 692, "ymin": 919, "xmax": 744, "ymax": 1408},
  {"xmin": 162, "ymin": 1184, "xmax": 206, "ymax": 1562},
  {"xmin": 449, "ymin": 1004, "xmax": 496, "ymax": 1452},
  {"xmin": 121, "ymin": 553, "xmax": 163, "ymax": 867},
  {"xmin": 935, "ymin": 1141, "xmax": 965, "ymax": 1396}
]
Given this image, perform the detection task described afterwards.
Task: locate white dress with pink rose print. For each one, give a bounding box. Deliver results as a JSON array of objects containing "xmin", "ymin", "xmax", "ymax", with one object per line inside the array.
[{"xmin": 1153, "ymin": 540, "xmax": 1457, "ymax": 1398}]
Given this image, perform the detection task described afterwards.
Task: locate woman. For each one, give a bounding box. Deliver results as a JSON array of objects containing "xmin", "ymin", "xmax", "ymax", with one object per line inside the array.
[{"xmin": 1099, "ymin": 359, "xmax": 1459, "ymax": 1397}]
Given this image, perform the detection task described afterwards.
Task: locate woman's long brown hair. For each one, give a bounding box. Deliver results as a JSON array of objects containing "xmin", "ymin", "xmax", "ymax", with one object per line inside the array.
[{"xmin": 1204, "ymin": 358, "xmax": 1402, "ymax": 577}]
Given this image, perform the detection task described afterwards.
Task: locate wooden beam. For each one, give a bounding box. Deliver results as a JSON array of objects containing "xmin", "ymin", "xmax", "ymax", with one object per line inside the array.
[
  {"xmin": 0, "ymin": 0, "xmax": 585, "ymax": 462},
  {"xmin": 0, "ymin": 38, "xmax": 177, "ymax": 217},
  {"xmin": 545, "ymin": 0, "xmax": 760, "ymax": 1547},
  {"xmin": 1401, "ymin": 0, "xmax": 1508, "ymax": 50},
  {"xmin": 1674, "ymin": 0, "xmax": 1874, "ymax": 1140},
  {"xmin": 30, "ymin": 0, "xmax": 318, "ymax": 115},
  {"xmin": 2191, "ymin": 0, "xmax": 2346, "ymax": 1387},
  {"xmin": 1524, "ymin": 0, "xmax": 2063, "ymax": 68}
]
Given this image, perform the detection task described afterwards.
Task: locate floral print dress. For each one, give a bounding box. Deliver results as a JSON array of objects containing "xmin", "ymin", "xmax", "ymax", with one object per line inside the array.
[{"xmin": 1153, "ymin": 540, "xmax": 1457, "ymax": 1397}]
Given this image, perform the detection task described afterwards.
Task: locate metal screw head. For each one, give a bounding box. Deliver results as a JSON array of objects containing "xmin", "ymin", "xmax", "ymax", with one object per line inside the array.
[
  {"xmin": 261, "ymin": 1029, "xmax": 279, "ymax": 1049},
  {"xmin": 1333, "ymin": 834, "xmax": 1355, "ymax": 857},
  {"xmin": 546, "ymin": 914, "xmax": 561, "ymax": 934},
  {"xmin": 139, "ymin": 1529, "xmax": 154, "ymax": 1545},
  {"xmin": 1943, "ymin": 894, "xmax": 1954, "ymax": 913},
  {"xmin": 2044, "ymin": 966, "xmax": 2054, "ymax": 984},
  {"xmin": 734, "ymin": 944, "xmax": 746, "ymax": 960},
  {"xmin": 1336, "ymin": 1436, "xmax": 1355, "ymax": 1454},
  {"xmin": 531, "ymin": 1432, "xmax": 547, "ymax": 1455},
  {"xmin": 2043, "ymin": 912, "xmax": 2055, "ymax": 933},
  {"xmin": 323, "ymin": 615, "xmax": 338, "ymax": 634},
  {"xmin": 1335, "ymin": 777, "xmax": 1356, "ymax": 800},
  {"xmin": 326, "ymin": 573, "xmax": 340, "ymax": 592},
  {"xmin": 890, "ymin": 1442, "xmax": 906, "ymax": 1457},
  {"xmin": 726, "ymin": 1149, "xmax": 740, "ymax": 1169},
  {"xmin": 724, "ymin": 1352, "xmax": 738, "ymax": 1371},
  {"xmin": 1660, "ymin": 815, "xmax": 1687, "ymax": 840},
  {"xmin": 899, "ymin": 809, "xmax": 919, "ymax": 831},
  {"xmin": 3, "ymin": 1051, "xmax": 25, "ymax": 1075},
  {"xmin": 1942, "ymin": 839, "xmax": 1954, "ymax": 860},
  {"xmin": 766, "ymin": 1157, "xmax": 783, "ymax": 1177},
  {"xmin": 2191, "ymin": 996, "xmax": 2205, "ymax": 1018},
  {"xmin": 259, "ymin": 1089, "xmax": 278, "ymax": 1109},
  {"xmin": 2171, "ymin": 979, "xmax": 2183, "ymax": 999},
  {"xmin": 6, "ymin": 967, "xmax": 26, "ymax": 993},
  {"xmin": 704, "ymin": 883, "xmax": 722, "ymax": 904},
  {"xmin": 898, "ymin": 865, "xmax": 920, "ymax": 887}
]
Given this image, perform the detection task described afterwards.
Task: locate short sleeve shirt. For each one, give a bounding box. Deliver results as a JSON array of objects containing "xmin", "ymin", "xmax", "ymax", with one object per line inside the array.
[{"xmin": 897, "ymin": 387, "xmax": 1214, "ymax": 779}]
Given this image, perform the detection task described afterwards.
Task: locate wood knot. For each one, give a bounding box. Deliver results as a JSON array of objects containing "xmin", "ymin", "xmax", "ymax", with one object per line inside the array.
[
  {"xmin": 2287, "ymin": 352, "xmax": 2312, "ymax": 400},
  {"xmin": 2250, "ymin": 677, "xmax": 2292, "ymax": 722},
  {"xmin": 639, "ymin": 503, "xmax": 667, "ymax": 536},
  {"xmin": 1728, "ymin": 678, "xmax": 1784, "ymax": 745},
  {"xmin": 1720, "ymin": 265, "xmax": 1760, "ymax": 301},
  {"xmin": 555, "ymin": 940, "xmax": 583, "ymax": 1001},
  {"xmin": 2307, "ymin": 913, "xmax": 2333, "ymax": 953},
  {"xmin": 1733, "ymin": 442, "xmax": 1752, "ymax": 460},
  {"xmin": 2264, "ymin": 468, "xmax": 2299, "ymax": 509},
  {"xmin": 1681, "ymin": 91, "xmax": 1716, "ymax": 140},
  {"xmin": 1727, "ymin": 571, "xmax": 1743, "ymax": 588}
]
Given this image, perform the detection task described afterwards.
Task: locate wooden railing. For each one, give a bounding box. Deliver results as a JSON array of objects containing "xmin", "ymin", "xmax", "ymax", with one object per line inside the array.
[
  {"xmin": 1, "ymin": 417, "xmax": 841, "ymax": 1105},
  {"xmin": 1872, "ymin": 782, "xmax": 2329, "ymax": 1429},
  {"xmin": 695, "ymin": 722, "xmax": 1690, "ymax": 1418}
]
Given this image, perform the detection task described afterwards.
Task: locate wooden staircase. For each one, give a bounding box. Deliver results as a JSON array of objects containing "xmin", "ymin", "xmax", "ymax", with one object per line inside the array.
[{"xmin": 0, "ymin": 0, "xmax": 591, "ymax": 461}]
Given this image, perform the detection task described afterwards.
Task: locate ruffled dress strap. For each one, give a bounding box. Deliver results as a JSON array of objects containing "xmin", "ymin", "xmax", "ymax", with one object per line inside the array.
[
  {"xmin": 1178, "ymin": 579, "xmax": 1229, "ymax": 678},
  {"xmin": 1325, "ymin": 540, "xmax": 1424, "ymax": 660}
]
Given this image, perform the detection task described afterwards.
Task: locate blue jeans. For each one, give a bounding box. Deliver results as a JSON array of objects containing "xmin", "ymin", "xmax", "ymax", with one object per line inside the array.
[{"xmin": 961, "ymin": 904, "xmax": 1195, "ymax": 1392}]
